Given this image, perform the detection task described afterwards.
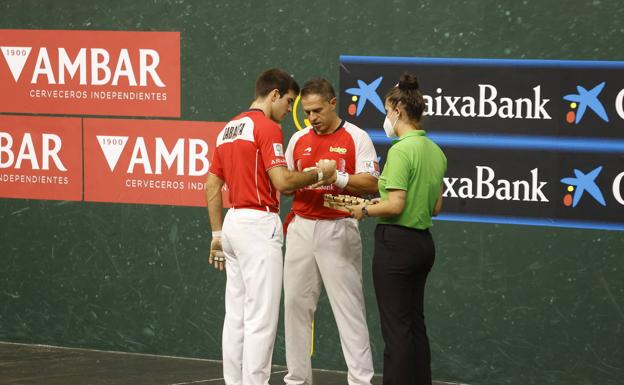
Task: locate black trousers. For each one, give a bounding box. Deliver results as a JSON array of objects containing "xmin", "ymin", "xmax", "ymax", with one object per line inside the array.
[{"xmin": 373, "ymin": 224, "xmax": 435, "ymax": 385}]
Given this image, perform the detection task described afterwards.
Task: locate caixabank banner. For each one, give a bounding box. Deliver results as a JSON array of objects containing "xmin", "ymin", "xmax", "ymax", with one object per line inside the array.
[
  {"xmin": 339, "ymin": 56, "xmax": 624, "ymax": 231},
  {"xmin": 0, "ymin": 115, "xmax": 82, "ymax": 201},
  {"xmin": 84, "ymin": 118, "xmax": 226, "ymax": 207},
  {"xmin": 0, "ymin": 29, "xmax": 180, "ymax": 117}
]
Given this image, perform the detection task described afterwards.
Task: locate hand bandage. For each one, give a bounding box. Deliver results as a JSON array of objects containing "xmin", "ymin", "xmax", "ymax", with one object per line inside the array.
[
  {"xmin": 210, "ymin": 237, "xmax": 225, "ymax": 263},
  {"xmin": 334, "ymin": 171, "xmax": 349, "ymax": 189}
]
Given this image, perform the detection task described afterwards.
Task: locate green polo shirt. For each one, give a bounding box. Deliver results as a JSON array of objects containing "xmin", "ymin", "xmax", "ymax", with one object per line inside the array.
[{"xmin": 378, "ymin": 130, "xmax": 447, "ymax": 229}]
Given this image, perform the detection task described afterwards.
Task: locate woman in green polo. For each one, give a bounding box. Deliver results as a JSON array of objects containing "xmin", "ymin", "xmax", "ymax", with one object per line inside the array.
[{"xmin": 350, "ymin": 73, "xmax": 446, "ymax": 385}]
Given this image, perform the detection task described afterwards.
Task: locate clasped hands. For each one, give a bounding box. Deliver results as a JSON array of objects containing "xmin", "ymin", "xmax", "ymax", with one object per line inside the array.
[{"xmin": 306, "ymin": 159, "xmax": 337, "ymax": 188}]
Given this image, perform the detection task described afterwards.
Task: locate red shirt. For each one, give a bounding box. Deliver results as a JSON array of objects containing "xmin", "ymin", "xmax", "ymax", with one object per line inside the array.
[
  {"xmin": 285, "ymin": 120, "xmax": 379, "ymax": 219},
  {"xmin": 209, "ymin": 109, "xmax": 287, "ymax": 212}
]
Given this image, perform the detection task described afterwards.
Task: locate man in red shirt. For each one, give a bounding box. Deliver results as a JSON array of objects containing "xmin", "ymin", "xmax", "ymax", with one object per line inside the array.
[
  {"xmin": 283, "ymin": 78, "xmax": 379, "ymax": 385},
  {"xmin": 205, "ymin": 69, "xmax": 337, "ymax": 385}
]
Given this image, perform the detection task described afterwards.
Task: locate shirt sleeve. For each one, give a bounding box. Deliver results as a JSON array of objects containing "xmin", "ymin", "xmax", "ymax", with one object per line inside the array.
[
  {"xmin": 354, "ymin": 129, "xmax": 380, "ymax": 177},
  {"xmin": 255, "ymin": 120, "xmax": 287, "ymax": 170},
  {"xmin": 285, "ymin": 134, "xmax": 296, "ymax": 171},
  {"xmin": 383, "ymin": 146, "xmax": 412, "ymax": 191},
  {"xmin": 208, "ymin": 146, "xmax": 224, "ymax": 179}
]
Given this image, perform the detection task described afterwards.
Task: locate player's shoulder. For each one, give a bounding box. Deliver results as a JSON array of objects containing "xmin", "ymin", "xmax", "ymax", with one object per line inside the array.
[
  {"xmin": 238, "ymin": 110, "xmax": 283, "ymax": 142},
  {"xmin": 287, "ymin": 126, "xmax": 314, "ymax": 145},
  {"xmin": 341, "ymin": 120, "xmax": 374, "ymax": 145},
  {"xmin": 221, "ymin": 110, "xmax": 258, "ymax": 131},
  {"xmin": 342, "ymin": 120, "xmax": 371, "ymax": 138},
  {"xmin": 342, "ymin": 120, "xmax": 363, "ymax": 131},
  {"xmin": 244, "ymin": 110, "xmax": 280, "ymax": 130}
]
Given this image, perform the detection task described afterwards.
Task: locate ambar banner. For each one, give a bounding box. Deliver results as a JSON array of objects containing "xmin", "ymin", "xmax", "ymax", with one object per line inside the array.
[
  {"xmin": 84, "ymin": 118, "xmax": 226, "ymax": 207},
  {"xmin": 0, "ymin": 115, "xmax": 82, "ymax": 201},
  {"xmin": 0, "ymin": 29, "xmax": 180, "ymax": 117},
  {"xmin": 339, "ymin": 56, "xmax": 624, "ymax": 231}
]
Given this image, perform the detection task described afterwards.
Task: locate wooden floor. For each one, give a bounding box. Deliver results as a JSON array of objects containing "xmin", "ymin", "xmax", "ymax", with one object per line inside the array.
[{"xmin": 0, "ymin": 341, "xmax": 464, "ymax": 385}]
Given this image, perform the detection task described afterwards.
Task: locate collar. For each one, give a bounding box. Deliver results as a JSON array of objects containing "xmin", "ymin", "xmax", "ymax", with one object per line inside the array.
[
  {"xmin": 392, "ymin": 129, "xmax": 426, "ymax": 144},
  {"xmin": 313, "ymin": 119, "xmax": 345, "ymax": 136}
]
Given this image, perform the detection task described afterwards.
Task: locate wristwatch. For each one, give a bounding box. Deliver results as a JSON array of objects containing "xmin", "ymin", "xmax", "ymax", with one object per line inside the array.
[{"xmin": 361, "ymin": 205, "xmax": 369, "ymax": 218}]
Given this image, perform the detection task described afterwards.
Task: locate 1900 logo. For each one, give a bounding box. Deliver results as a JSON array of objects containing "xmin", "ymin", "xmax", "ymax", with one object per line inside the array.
[{"xmin": 84, "ymin": 118, "xmax": 224, "ymax": 207}]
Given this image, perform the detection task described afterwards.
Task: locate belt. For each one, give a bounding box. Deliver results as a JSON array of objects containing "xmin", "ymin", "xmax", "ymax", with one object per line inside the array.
[{"xmin": 232, "ymin": 205, "xmax": 279, "ymax": 213}]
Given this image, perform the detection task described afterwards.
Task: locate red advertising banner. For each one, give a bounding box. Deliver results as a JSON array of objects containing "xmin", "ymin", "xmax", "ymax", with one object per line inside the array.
[
  {"xmin": 0, "ymin": 115, "xmax": 82, "ymax": 201},
  {"xmin": 84, "ymin": 118, "xmax": 227, "ymax": 207},
  {"xmin": 0, "ymin": 29, "xmax": 180, "ymax": 117}
]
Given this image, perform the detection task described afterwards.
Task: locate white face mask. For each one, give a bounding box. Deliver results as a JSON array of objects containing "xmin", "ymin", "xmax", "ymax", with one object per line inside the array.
[{"xmin": 383, "ymin": 110, "xmax": 399, "ymax": 138}]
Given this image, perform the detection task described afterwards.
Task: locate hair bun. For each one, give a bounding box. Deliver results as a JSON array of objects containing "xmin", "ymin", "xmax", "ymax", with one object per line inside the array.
[{"xmin": 398, "ymin": 72, "xmax": 419, "ymax": 91}]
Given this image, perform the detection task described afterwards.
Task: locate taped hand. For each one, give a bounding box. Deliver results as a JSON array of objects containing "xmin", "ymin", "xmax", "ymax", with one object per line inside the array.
[{"xmin": 209, "ymin": 236, "xmax": 226, "ymax": 271}]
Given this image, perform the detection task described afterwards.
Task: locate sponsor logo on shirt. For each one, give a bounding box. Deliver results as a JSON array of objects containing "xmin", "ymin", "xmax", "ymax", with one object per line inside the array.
[
  {"xmin": 273, "ymin": 143, "xmax": 284, "ymax": 157},
  {"xmin": 364, "ymin": 160, "xmax": 380, "ymax": 177},
  {"xmin": 303, "ymin": 146, "xmax": 312, "ymax": 156},
  {"xmin": 222, "ymin": 122, "xmax": 245, "ymax": 140},
  {"xmin": 329, "ymin": 146, "xmax": 347, "ymax": 154}
]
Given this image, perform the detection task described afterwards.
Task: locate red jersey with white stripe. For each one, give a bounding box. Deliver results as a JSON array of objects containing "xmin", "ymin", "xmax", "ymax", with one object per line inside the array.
[
  {"xmin": 209, "ymin": 109, "xmax": 287, "ymax": 212},
  {"xmin": 285, "ymin": 120, "xmax": 379, "ymax": 219}
]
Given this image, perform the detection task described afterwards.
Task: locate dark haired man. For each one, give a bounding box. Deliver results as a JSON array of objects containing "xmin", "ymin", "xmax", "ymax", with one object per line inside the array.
[
  {"xmin": 282, "ymin": 77, "xmax": 378, "ymax": 385},
  {"xmin": 206, "ymin": 69, "xmax": 337, "ymax": 385}
]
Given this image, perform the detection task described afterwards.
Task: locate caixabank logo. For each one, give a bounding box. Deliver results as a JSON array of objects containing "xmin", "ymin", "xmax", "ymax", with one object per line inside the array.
[
  {"xmin": 438, "ymin": 159, "xmax": 624, "ymax": 228},
  {"xmin": 560, "ymin": 166, "xmax": 606, "ymax": 207},
  {"xmin": 0, "ymin": 29, "xmax": 180, "ymax": 117},
  {"xmin": 345, "ymin": 76, "xmax": 386, "ymax": 117},
  {"xmin": 442, "ymin": 165, "xmax": 548, "ymax": 202},
  {"xmin": 562, "ymin": 82, "xmax": 609, "ymax": 125},
  {"xmin": 340, "ymin": 58, "xmax": 624, "ymax": 137},
  {"xmin": 342, "ymin": 75, "xmax": 552, "ymax": 121},
  {"xmin": 560, "ymin": 165, "xmax": 624, "ymax": 208},
  {"xmin": 339, "ymin": 56, "xmax": 624, "ymax": 230},
  {"xmin": 83, "ymin": 119, "xmax": 225, "ymax": 207},
  {"xmin": 562, "ymin": 80, "xmax": 624, "ymax": 125},
  {"xmin": 343, "ymin": 74, "xmax": 623, "ymax": 126}
]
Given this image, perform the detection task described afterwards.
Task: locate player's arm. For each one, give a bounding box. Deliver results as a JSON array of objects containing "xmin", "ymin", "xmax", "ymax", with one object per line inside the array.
[
  {"xmin": 258, "ymin": 123, "xmax": 336, "ymax": 192},
  {"xmin": 347, "ymin": 144, "xmax": 406, "ymax": 220},
  {"xmin": 280, "ymin": 133, "xmax": 300, "ymax": 196},
  {"xmin": 349, "ymin": 189, "xmax": 406, "ymax": 220},
  {"xmin": 340, "ymin": 129, "xmax": 379, "ymax": 195},
  {"xmin": 432, "ymin": 183, "xmax": 444, "ymax": 216},
  {"xmin": 205, "ymin": 172, "xmax": 226, "ymax": 271},
  {"xmin": 341, "ymin": 172, "xmax": 378, "ymax": 195},
  {"xmin": 267, "ymin": 159, "xmax": 337, "ymax": 192},
  {"xmin": 206, "ymin": 172, "xmax": 224, "ymax": 231}
]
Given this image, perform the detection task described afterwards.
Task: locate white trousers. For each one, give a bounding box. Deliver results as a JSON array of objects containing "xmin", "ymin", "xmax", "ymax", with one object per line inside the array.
[
  {"xmin": 221, "ymin": 208, "xmax": 284, "ymax": 385},
  {"xmin": 283, "ymin": 215, "xmax": 374, "ymax": 385}
]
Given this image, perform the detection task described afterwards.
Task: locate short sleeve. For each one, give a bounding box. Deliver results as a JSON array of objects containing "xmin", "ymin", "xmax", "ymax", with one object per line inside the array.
[
  {"xmin": 285, "ymin": 134, "xmax": 296, "ymax": 171},
  {"xmin": 354, "ymin": 130, "xmax": 379, "ymax": 178},
  {"xmin": 208, "ymin": 146, "xmax": 224, "ymax": 179},
  {"xmin": 255, "ymin": 121, "xmax": 287, "ymax": 170},
  {"xmin": 383, "ymin": 147, "xmax": 412, "ymax": 191}
]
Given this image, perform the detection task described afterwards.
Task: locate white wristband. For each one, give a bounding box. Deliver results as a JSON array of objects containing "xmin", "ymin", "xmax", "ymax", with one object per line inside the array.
[
  {"xmin": 316, "ymin": 168, "xmax": 323, "ymax": 182},
  {"xmin": 335, "ymin": 171, "xmax": 349, "ymax": 189},
  {"xmin": 212, "ymin": 231, "xmax": 222, "ymax": 237}
]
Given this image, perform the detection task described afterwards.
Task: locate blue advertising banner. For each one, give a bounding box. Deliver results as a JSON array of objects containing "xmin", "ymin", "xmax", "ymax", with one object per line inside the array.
[{"xmin": 339, "ymin": 56, "xmax": 624, "ymax": 231}]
